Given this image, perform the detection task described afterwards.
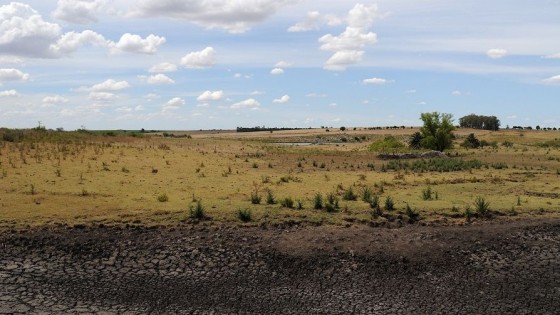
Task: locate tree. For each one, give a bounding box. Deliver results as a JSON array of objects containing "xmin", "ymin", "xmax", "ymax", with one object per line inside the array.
[
  {"xmin": 419, "ymin": 112, "xmax": 455, "ymax": 151},
  {"xmin": 461, "ymin": 133, "xmax": 481, "ymax": 149}
]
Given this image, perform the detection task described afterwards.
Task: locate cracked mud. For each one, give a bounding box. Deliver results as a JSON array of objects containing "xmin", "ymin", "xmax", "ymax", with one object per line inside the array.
[{"xmin": 1, "ymin": 219, "xmax": 559, "ymax": 314}]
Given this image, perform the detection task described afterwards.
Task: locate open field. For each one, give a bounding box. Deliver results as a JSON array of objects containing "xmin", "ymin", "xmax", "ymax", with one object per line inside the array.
[{"xmin": 1, "ymin": 127, "xmax": 560, "ymax": 229}]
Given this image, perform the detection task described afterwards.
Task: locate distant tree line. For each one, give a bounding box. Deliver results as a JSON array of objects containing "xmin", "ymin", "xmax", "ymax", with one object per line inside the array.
[
  {"xmin": 236, "ymin": 126, "xmax": 311, "ymax": 133},
  {"xmin": 459, "ymin": 114, "xmax": 500, "ymax": 131}
]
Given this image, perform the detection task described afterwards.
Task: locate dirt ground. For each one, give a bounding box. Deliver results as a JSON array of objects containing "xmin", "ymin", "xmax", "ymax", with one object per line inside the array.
[{"xmin": 1, "ymin": 219, "xmax": 559, "ymax": 314}]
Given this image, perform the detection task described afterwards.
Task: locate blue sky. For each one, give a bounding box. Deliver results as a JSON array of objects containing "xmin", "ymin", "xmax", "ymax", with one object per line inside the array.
[{"xmin": 0, "ymin": 0, "xmax": 559, "ymax": 130}]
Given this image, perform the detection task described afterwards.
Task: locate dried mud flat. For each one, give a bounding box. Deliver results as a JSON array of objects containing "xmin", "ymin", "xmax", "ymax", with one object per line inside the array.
[{"xmin": 1, "ymin": 219, "xmax": 559, "ymax": 314}]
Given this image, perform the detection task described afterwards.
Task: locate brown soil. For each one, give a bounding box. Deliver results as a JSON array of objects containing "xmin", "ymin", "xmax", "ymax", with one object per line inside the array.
[{"xmin": 1, "ymin": 219, "xmax": 559, "ymax": 314}]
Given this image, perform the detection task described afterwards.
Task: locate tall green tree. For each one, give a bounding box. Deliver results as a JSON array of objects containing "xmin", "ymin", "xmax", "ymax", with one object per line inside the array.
[{"xmin": 420, "ymin": 112, "xmax": 455, "ymax": 151}]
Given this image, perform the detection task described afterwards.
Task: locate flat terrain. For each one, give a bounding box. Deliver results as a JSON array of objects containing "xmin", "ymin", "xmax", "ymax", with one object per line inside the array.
[
  {"xmin": 1, "ymin": 127, "xmax": 560, "ymax": 228},
  {"xmin": 1, "ymin": 219, "xmax": 559, "ymax": 314},
  {"xmin": 1, "ymin": 128, "xmax": 560, "ymax": 313}
]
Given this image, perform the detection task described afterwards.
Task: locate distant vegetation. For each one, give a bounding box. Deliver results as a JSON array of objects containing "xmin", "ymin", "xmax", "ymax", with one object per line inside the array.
[
  {"xmin": 236, "ymin": 126, "xmax": 310, "ymax": 133},
  {"xmin": 459, "ymin": 114, "xmax": 501, "ymax": 131}
]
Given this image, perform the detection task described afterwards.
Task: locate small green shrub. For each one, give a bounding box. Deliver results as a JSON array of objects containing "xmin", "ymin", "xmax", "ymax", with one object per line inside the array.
[
  {"xmin": 237, "ymin": 208, "xmax": 252, "ymax": 222},
  {"xmin": 250, "ymin": 192, "xmax": 262, "ymax": 204},
  {"xmin": 368, "ymin": 136, "xmax": 405, "ymax": 152},
  {"xmin": 361, "ymin": 186, "xmax": 373, "ymax": 202},
  {"xmin": 296, "ymin": 199, "xmax": 304, "ymax": 210},
  {"xmin": 370, "ymin": 195, "xmax": 380, "ymax": 209},
  {"xmin": 342, "ymin": 186, "xmax": 357, "ymax": 201},
  {"xmin": 405, "ymin": 204, "xmax": 420, "ymax": 222},
  {"xmin": 384, "ymin": 196, "xmax": 395, "ymax": 211},
  {"xmin": 313, "ymin": 193, "xmax": 323, "ymax": 210},
  {"xmin": 421, "ymin": 186, "xmax": 433, "ymax": 201},
  {"xmin": 266, "ymin": 189, "xmax": 276, "ymax": 205},
  {"xmin": 189, "ymin": 200, "xmax": 206, "ymax": 219},
  {"xmin": 325, "ymin": 202, "xmax": 337, "ymax": 213},
  {"xmin": 281, "ymin": 197, "xmax": 295, "ymax": 209},
  {"xmin": 157, "ymin": 193, "xmax": 168, "ymax": 202},
  {"xmin": 474, "ymin": 196, "xmax": 490, "ymax": 218}
]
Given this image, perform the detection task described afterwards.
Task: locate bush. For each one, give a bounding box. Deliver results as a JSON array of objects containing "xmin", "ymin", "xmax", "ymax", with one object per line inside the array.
[
  {"xmin": 405, "ymin": 204, "xmax": 420, "ymax": 222},
  {"xmin": 250, "ymin": 192, "xmax": 262, "ymax": 204},
  {"xmin": 157, "ymin": 193, "xmax": 169, "ymax": 202},
  {"xmin": 370, "ymin": 195, "xmax": 380, "ymax": 209},
  {"xmin": 237, "ymin": 208, "xmax": 252, "ymax": 222},
  {"xmin": 325, "ymin": 202, "xmax": 337, "ymax": 213},
  {"xmin": 368, "ymin": 136, "xmax": 405, "ymax": 152},
  {"xmin": 342, "ymin": 186, "xmax": 357, "ymax": 201},
  {"xmin": 296, "ymin": 199, "xmax": 304, "ymax": 210},
  {"xmin": 474, "ymin": 196, "xmax": 490, "ymax": 218},
  {"xmin": 421, "ymin": 186, "xmax": 433, "ymax": 201},
  {"xmin": 384, "ymin": 196, "xmax": 395, "ymax": 211},
  {"xmin": 361, "ymin": 186, "xmax": 373, "ymax": 202},
  {"xmin": 189, "ymin": 200, "xmax": 206, "ymax": 219},
  {"xmin": 461, "ymin": 133, "xmax": 481, "ymax": 149},
  {"xmin": 266, "ymin": 189, "xmax": 276, "ymax": 205},
  {"xmin": 313, "ymin": 193, "xmax": 323, "ymax": 210},
  {"xmin": 281, "ymin": 197, "xmax": 295, "ymax": 209}
]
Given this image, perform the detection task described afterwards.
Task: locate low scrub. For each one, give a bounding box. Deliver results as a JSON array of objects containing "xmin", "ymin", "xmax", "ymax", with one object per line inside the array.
[{"xmin": 386, "ymin": 158, "xmax": 483, "ymax": 172}]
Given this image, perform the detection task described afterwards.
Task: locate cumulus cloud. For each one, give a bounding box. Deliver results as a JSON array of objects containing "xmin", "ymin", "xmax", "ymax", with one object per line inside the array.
[
  {"xmin": 52, "ymin": 0, "xmax": 105, "ymax": 25},
  {"xmin": 231, "ymin": 98, "xmax": 260, "ymax": 109},
  {"xmin": 319, "ymin": 4, "xmax": 378, "ymax": 71},
  {"xmin": 88, "ymin": 91, "xmax": 116, "ymax": 102},
  {"xmin": 0, "ymin": 68, "xmax": 30, "ymax": 82},
  {"xmin": 163, "ymin": 97, "xmax": 185, "ymax": 111},
  {"xmin": 0, "ymin": 2, "xmax": 164, "ymax": 58},
  {"xmin": 42, "ymin": 95, "xmax": 69, "ymax": 105},
  {"xmin": 273, "ymin": 95, "xmax": 290, "ymax": 104},
  {"xmin": 197, "ymin": 90, "xmax": 224, "ymax": 102},
  {"xmin": 288, "ymin": 11, "xmax": 322, "ymax": 32},
  {"xmin": 132, "ymin": 0, "xmax": 296, "ymax": 33},
  {"xmin": 143, "ymin": 74, "xmax": 175, "ymax": 85},
  {"xmin": 77, "ymin": 79, "xmax": 130, "ymax": 92},
  {"xmin": 543, "ymin": 75, "xmax": 560, "ymax": 85},
  {"xmin": 270, "ymin": 68, "xmax": 284, "ymax": 75},
  {"xmin": 0, "ymin": 89, "xmax": 18, "ymax": 97},
  {"xmin": 362, "ymin": 77, "xmax": 387, "ymax": 85},
  {"xmin": 181, "ymin": 47, "xmax": 216, "ymax": 69},
  {"xmin": 275, "ymin": 61, "xmax": 291, "ymax": 68},
  {"xmin": 487, "ymin": 48, "xmax": 507, "ymax": 59},
  {"xmin": 452, "ymin": 90, "xmax": 462, "ymax": 96},
  {"xmin": 110, "ymin": 33, "xmax": 165, "ymax": 54},
  {"xmin": 149, "ymin": 62, "xmax": 177, "ymax": 73}
]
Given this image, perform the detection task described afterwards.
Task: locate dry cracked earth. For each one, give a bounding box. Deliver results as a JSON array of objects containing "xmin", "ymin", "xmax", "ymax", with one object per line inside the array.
[{"xmin": 1, "ymin": 219, "xmax": 559, "ymax": 314}]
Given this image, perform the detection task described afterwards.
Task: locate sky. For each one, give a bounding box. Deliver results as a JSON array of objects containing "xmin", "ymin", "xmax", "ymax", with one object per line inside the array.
[{"xmin": 0, "ymin": 0, "xmax": 559, "ymax": 130}]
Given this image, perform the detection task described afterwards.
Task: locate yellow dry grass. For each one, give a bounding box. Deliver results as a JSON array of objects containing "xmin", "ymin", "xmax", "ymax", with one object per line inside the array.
[{"xmin": 1, "ymin": 128, "xmax": 559, "ymax": 229}]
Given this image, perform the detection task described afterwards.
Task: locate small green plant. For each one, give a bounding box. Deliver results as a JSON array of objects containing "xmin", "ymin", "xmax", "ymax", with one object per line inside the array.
[
  {"xmin": 361, "ymin": 186, "xmax": 373, "ymax": 203},
  {"xmin": 370, "ymin": 195, "xmax": 380, "ymax": 209},
  {"xmin": 405, "ymin": 204, "xmax": 420, "ymax": 222},
  {"xmin": 266, "ymin": 189, "xmax": 276, "ymax": 205},
  {"xmin": 237, "ymin": 208, "xmax": 252, "ymax": 222},
  {"xmin": 342, "ymin": 186, "xmax": 357, "ymax": 201},
  {"xmin": 421, "ymin": 186, "xmax": 433, "ymax": 201},
  {"xmin": 313, "ymin": 193, "xmax": 323, "ymax": 210},
  {"xmin": 296, "ymin": 199, "xmax": 304, "ymax": 210},
  {"xmin": 384, "ymin": 196, "xmax": 395, "ymax": 211},
  {"xmin": 189, "ymin": 200, "xmax": 206, "ymax": 219},
  {"xmin": 250, "ymin": 192, "xmax": 262, "ymax": 204},
  {"xmin": 371, "ymin": 203, "xmax": 383, "ymax": 219},
  {"xmin": 325, "ymin": 202, "xmax": 337, "ymax": 213},
  {"xmin": 474, "ymin": 196, "xmax": 490, "ymax": 218},
  {"xmin": 157, "ymin": 193, "xmax": 169, "ymax": 202},
  {"xmin": 464, "ymin": 206, "xmax": 474, "ymax": 221},
  {"xmin": 281, "ymin": 197, "xmax": 295, "ymax": 209}
]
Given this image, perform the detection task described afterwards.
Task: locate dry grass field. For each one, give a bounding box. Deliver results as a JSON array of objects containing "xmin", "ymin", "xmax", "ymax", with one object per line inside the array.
[{"xmin": 1, "ymin": 127, "xmax": 560, "ymax": 229}]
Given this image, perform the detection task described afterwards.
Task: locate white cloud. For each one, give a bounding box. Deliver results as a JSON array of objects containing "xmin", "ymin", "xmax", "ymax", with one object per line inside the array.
[
  {"xmin": 163, "ymin": 97, "xmax": 185, "ymax": 111},
  {"xmin": 275, "ymin": 61, "xmax": 291, "ymax": 68},
  {"xmin": 329, "ymin": 102, "xmax": 337, "ymax": 107},
  {"xmin": 42, "ymin": 95, "xmax": 68, "ymax": 105},
  {"xmin": 132, "ymin": 0, "xmax": 296, "ymax": 33},
  {"xmin": 231, "ymin": 98, "xmax": 260, "ymax": 109},
  {"xmin": 0, "ymin": 89, "xmax": 18, "ymax": 97},
  {"xmin": 306, "ymin": 93, "xmax": 327, "ymax": 98},
  {"xmin": 543, "ymin": 53, "xmax": 560, "ymax": 59},
  {"xmin": 77, "ymin": 79, "xmax": 130, "ymax": 92},
  {"xmin": 270, "ymin": 68, "xmax": 284, "ymax": 75},
  {"xmin": 363, "ymin": 77, "xmax": 388, "ymax": 85},
  {"xmin": 88, "ymin": 92, "xmax": 116, "ymax": 102},
  {"xmin": 149, "ymin": 62, "xmax": 177, "ymax": 73},
  {"xmin": 110, "ymin": 33, "xmax": 165, "ymax": 54},
  {"xmin": 543, "ymin": 75, "xmax": 560, "ymax": 85},
  {"xmin": 116, "ymin": 106, "xmax": 133, "ymax": 112},
  {"xmin": 0, "ymin": 56, "xmax": 23, "ymax": 64},
  {"xmin": 144, "ymin": 74, "xmax": 175, "ymax": 85},
  {"xmin": 452, "ymin": 90, "xmax": 461, "ymax": 96},
  {"xmin": 144, "ymin": 93, "xmax": 160, "ymax": 100},
  {"xmin": 319, "ymin": 4, "xmax": 378, "ymax": 71},
  {"xmin": 288, "ymin": 11, "xmax": 322, "ymax": 32},
  {"xmin": 251, "ymin": 90, "xmax": 265, "ymax": 95},
  {"xmin": 418, "ymin": 101, "xmax": 427, "ymax": 105},
  {"xmin": 197, "ymin": 90, "xmax": 224, "ymax": 102},
  {"xmin": 52, "ymin": 0, "xmax": 105, "ymax": 25},
  {"xmin": 0, "ymin": 68, "xmax": 30, "ymax": 82},
  {"xmin": 181, "ymin": 47, "xmax": 216, "ymax": 69},
  {"xmin": 487, "ymin": 48, "xmax": 507, "ymax": 59},
  {"xmin": 273, "ymin": 95, "xmax": 290, "ymax": 104}
]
